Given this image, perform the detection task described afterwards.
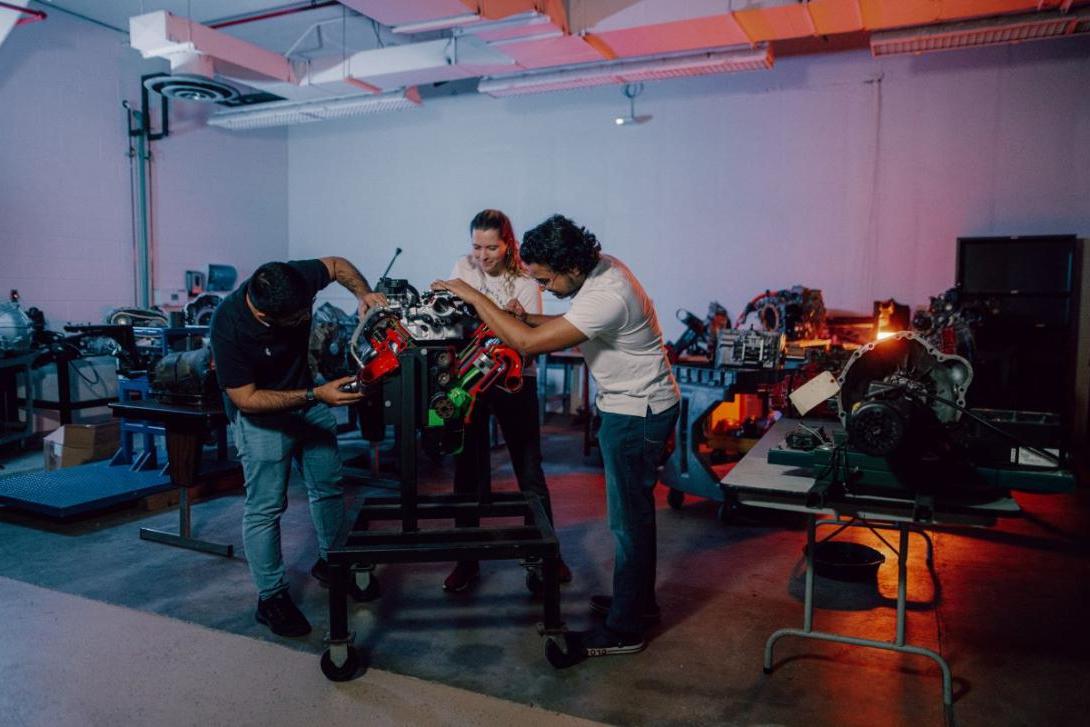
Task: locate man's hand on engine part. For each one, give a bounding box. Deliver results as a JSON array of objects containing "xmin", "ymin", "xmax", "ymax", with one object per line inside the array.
[
  {"xmin": 431, "ymin": 278, "xmax": 480, "ymax": 303},
  {"xmin": 359, "ymin": 291, "xmax": 389, "ymax": 316},
  {"xmin": 315, "ymin": 375, "xmax": 365, "ymax": 406}
]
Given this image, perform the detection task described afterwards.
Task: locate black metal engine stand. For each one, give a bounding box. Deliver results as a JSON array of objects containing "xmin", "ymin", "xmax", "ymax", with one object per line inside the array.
[{"xmin": 320, "ymin": 348, "xmax": 576, "ymax": 680}]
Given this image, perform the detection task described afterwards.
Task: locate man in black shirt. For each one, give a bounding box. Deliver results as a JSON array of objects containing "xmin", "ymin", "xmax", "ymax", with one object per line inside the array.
[{"xmin": 211, "ymin": 258, "xmax": 386, "ymax": 637}]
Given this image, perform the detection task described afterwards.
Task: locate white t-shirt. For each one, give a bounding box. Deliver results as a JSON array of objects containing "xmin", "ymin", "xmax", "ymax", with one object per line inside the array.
[
  {"xmin": 451, "ymin": 256, "xmax": 542, "ymax": 376},
  {"xmin": 563, "ymin": 255, "xmax": 679, "ymax": 417}
]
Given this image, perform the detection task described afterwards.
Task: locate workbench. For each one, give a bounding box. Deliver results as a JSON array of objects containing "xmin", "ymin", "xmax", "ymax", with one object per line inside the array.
[
  {"xmin": 723, "ymin": 417, "xmax": 1027, "ymax": 725},
  {"xmin": 109, "ymin": 399, "xmax": 236, "ymax": 557}
]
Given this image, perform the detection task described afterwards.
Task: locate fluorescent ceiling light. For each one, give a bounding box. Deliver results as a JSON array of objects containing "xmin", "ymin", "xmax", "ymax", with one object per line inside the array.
[
  {"xmin": 454, "ymin": 11, "xmax": 551, "ymax": 36},
  {"xmin": 478, "ymin": 46, "xmax": 774, "ymax": 97},
  {"xmin": 871, "ymin": 9, "xmax": 1090, "ymax": 57},
  {"xmin": 487, "ymin": 30, "xmax": 565, "ymax": 46},
  {"xmin": 392, "ymin": 13, "xmax": 480, "ymax": 34},
  {"xmin": 207, "ymin": 88, "xmax": 422, "ymax": 130}
]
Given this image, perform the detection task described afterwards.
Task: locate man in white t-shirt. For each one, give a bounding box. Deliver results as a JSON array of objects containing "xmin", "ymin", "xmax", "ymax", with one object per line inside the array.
[{"xmin": 434, "ymin": 214, "xmax": 679, "ymax": 658}]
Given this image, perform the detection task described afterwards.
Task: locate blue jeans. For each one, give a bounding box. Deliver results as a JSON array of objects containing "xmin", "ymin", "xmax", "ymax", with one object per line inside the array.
[
  {"xmin": 597, "ymin": 403, "xmax": 679, "ymax": 635},
  {"xmin": 232, "ymin": 403, "xmax": 344, "ymax": 600}
]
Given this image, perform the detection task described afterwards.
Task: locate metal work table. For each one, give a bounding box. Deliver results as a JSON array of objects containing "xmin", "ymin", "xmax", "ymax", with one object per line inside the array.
[
  {"xmin": 0, "ymin": 351, "xmax": 37, "ymax": 448},
  {"xmin": 109, "ymin": 399, "xmax": 236, "ymax": 557},
  {"xmin": 722, "ymin": 417, "xmax": 1024, "ymax": 725}
]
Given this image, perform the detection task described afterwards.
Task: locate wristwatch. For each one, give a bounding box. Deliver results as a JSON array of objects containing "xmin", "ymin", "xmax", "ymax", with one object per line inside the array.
[{"xmin": 305, "ymin": 387, "xmax": 316, "ymax": 404}]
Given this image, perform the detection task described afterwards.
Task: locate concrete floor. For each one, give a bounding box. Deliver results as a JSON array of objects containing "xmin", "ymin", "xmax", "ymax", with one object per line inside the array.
[{"xmin": 1, "ymin": 418, "xmax": 1088, "ymax": 726}]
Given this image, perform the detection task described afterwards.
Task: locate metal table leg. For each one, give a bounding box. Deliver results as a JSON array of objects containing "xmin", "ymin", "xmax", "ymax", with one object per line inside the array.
[
  {"xmin": 764, "ymin": 516, "xmax": 953, "ymax": 724},
  {"xmin": 139, "ymin": 486, "xmax": 234, "ymax": 557}
]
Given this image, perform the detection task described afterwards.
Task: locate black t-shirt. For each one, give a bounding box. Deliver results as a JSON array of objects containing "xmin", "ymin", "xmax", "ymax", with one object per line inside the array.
[{"xmin": 210, "ymin": 259, "xmax": 331, "ymax": 393}]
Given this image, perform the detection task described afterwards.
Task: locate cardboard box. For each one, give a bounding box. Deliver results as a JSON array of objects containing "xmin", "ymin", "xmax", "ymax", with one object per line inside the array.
[{"xmin": 42, "ymin": 418, "xmax": 120, "ymax": 471}]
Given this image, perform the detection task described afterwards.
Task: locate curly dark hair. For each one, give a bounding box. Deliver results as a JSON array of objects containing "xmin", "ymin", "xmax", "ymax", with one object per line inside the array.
[
  {"xmin": 248, "ymin": 262, "xmax": 311, "ymax": 317},
  {"xmin": 520, "ymin": 214, "xmax": 601, "ymax": 276}
]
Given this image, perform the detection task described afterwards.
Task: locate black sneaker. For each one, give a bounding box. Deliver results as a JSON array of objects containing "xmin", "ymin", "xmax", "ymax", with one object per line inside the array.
[
  {"xmin": 255, "ymin": 590, "xmax": 311, "ymax": 637},
  {"xmin": 522, "ymin": 556, "xmax": 574, "ymax": 584},
  {"xmin": 311, "ymin": 559, "xmax": 381, "ymax": 602},
  {"xmin": 443, "ymin": 561, "xmax": 480, "ymax": 592},
  {"xmin": 589, "ymin": 594, "xmax": 661, "ymax": 622},
  {"xmin": 572, "ymin": 623, "xmax": 645, "ymax": 657}
]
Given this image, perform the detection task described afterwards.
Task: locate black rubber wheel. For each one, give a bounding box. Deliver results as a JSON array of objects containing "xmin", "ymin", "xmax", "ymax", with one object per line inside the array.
[
  {"xmin": 667, "ymin": 488, "xmax": 685, "ymax": 510},
  {"xmin": 321, "ymin": 645, "xmax": 360, "ymax": 681},
  {"xmin": 545, "ymin": 634, "xmax": 584, "ymax": 668},
  {"xmin": 763, "ymin": 666, "xmax": 772, "ymax": 675},
  {"xmin": 525, "ymin": 569, "xmax": 543, "ymax": 596},
  {"xmin": 717, "ymin": 498, "xmax": 741, "ymax": 524}
]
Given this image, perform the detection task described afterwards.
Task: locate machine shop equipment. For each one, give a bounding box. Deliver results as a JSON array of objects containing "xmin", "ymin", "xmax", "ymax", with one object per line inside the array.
[
  {"xmin": 183, "ymin": 293, "xmax": 222, "ymax": 326},
  {"xmin": 769, "ymin": 332, "xmax": 1072, "ymax": 503},
  {"xmin": 308, "ymin": 302, "xmax": 357, "ymax": 382},
  {"xmin": 736, "ymin": 285, "xmax": 828, "ymax": 341},
  {"xmin": 714, "ymin": 329, "xmax": 783, "ymax": 369},
  {"xmin": 836, "ymin": 332, "xmax": 972, "ymax": 458},
  {"xmin": 319, "ymin": 287, "xmax": 574, "ymax": 681},
  {"xmin": 0, "ymin": 293, "xmax": 34, "ymax": 354},
  {"xmin": 149, "ymin": 347, "xmax": 218, "ymax": 407},
  {"xmin": 665, "ymin": 302, "xmax": 729, "ymax": 363}
]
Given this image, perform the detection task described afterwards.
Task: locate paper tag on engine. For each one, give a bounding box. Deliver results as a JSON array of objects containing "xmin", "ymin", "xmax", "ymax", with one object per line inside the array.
[{"xmin": 789, "ymin": 371, "xmax": 841, "ymax": 416}]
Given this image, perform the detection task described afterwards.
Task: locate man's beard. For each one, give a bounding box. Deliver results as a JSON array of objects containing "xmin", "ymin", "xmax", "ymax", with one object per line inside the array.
[{"xmin": 550, "ymin": 278, "xmax": 583, "ymax": 300}]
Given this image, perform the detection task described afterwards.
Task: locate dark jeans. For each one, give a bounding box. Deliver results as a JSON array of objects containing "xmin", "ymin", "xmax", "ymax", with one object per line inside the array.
[
  {"xmin": 597, "ymin": 403, "xmax": 679, "ymax": 635},
  {"xmin": 453, "ymin": 377, "xmax": 554, "ymax": 529}
]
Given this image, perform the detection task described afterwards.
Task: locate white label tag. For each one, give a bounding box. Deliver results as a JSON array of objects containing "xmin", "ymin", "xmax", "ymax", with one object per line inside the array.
[
  {"xmin": 1011, "ymin": 447, "xmax": 1059, "ymax": 467},
  {"xmin": 789, "ymin": 371, "xmax": 840, "ymax": 416}
]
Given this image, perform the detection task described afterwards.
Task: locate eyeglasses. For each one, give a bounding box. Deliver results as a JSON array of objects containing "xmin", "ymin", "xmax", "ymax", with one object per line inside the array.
[{"xmin": 533, "ymin": 272, "xmax": 558, "ymax": 289}]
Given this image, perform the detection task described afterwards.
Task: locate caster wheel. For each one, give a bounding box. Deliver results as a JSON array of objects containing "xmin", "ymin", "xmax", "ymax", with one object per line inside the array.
[
  {"xmin": 321, "ymin": 645, "xmax": 361, "ymax": 681},
  {"xmin": 545, "ymin": 634, "xmax": 584, "ymax": 668},
  {"xmin": 667, "ymin": 488, "xmax": 685, "ymax": 510},
  {"xmin": 525, "ymin": 569, "xmax": 544, "ymax": 596},
  {"xmin": 762, "ymin": 666, "xmax": 772, "ymax": 675},
  {"xmin": 349, "ymin": 571, "xmax": 381, "ymax": 603},
  {"xmin": 717, "ymin": 498, "xmax": 740, "ymax": 524}
]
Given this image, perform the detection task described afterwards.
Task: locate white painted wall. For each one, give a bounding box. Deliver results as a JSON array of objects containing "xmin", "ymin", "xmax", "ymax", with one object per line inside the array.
[
  {"xmin": 0, "ymin": 11, "xmax": 289, "ymax": 329},
  {"xmin": 287, "ymin": 38, "xmax": 1090, "ymax": 334}
]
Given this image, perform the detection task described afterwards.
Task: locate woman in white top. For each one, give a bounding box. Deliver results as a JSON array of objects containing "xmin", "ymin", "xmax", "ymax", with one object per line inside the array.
[{"xmin": 442, "ymin": 209, "xmax": 571, "ymax": 592}]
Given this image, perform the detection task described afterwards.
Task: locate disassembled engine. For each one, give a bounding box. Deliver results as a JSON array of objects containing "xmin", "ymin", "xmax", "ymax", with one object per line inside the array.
[
  {"xmin": 374, "ymin": 280, "xmax": 478, "ymax": 341},
  {"xmin": 911, "ymin": 287, "xmax": 995, "ymax": 360},
  {"xmin": 736, "ymin": 286, "xmax": 828, "ymax": 341},
  {"xmin": 150, "ymin": 346, "xmax": 219, "ymax": 406},
  {"xmin": 714, "ymin": 328, "xmax": 783, "ymax": 369},
  {"xmin": 346, "ymin": 288, "xmax": 523, "ymax": 455},
  {"xmin": 309, "ymin": 302, "xmax": 358, "ymax": 381},
  {"xmin": 837, "ymin": 332, "xmax": 972, "ymax": 457},
  {"xmin": 0, "ymin": 298, "xmax": 34, "ymax": 353},
  {"xmin": 184, "ymin": 293, "xmax": 223, "ymax": 326}
]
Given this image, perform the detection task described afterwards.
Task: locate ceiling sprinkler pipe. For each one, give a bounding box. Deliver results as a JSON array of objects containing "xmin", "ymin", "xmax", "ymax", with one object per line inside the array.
[{"xmin": 208, "ymin": 1, "xmax": 339, "ymax": 30}]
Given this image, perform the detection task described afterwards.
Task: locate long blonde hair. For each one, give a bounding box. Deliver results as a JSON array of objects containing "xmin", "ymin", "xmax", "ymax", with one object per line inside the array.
[{"xmin": 469, "ymin": 209, "xmax": 527, "ymax": 301}]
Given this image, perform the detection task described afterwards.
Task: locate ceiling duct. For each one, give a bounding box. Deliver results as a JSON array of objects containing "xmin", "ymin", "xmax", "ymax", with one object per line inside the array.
[
  {"xmin": 206, "ymin": 87, "xmax": 422, "ymax": 130},
  {"xmin": 143, "ymin": 73, "xmax": 240, "ymax": 102},
  {"xmin": 871, "ymin": 8, "xmax": 1090, "ymax": 57},
  {"xmin": 130, "ymin": 10, "xmax": 297, "ymax": 87},
  {"xmin": 478, "ymin": 45, "xmax": 774, "ymax": 97}
]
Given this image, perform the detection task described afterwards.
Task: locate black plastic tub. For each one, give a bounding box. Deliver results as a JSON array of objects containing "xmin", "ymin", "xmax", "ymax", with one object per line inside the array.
[{"xmin": 805, "ymin": 541, "xmax": 886, "ymax": 582}]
